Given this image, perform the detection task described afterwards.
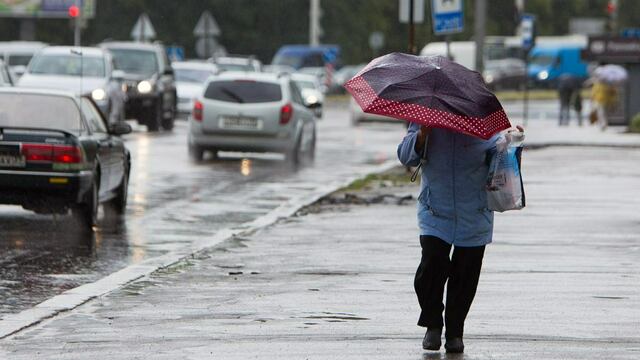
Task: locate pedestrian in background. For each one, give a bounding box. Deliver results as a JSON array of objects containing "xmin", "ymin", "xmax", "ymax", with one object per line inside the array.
[
  {"xmin": 557, "ymin": 73, "xmax": 581, "ymax": 126},
  {"xmin": 590, "ymin": 80, "xmax": 617, "ymax": 131},
  {"xmin": 397, "ymin": 123, "xmax": 521, "ymax": 353}
]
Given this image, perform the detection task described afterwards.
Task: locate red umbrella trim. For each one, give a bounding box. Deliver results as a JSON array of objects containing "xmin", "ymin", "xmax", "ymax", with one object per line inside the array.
[{"xmin": 345, "ymin": 75, "xmax": 511, "ymax": 140}]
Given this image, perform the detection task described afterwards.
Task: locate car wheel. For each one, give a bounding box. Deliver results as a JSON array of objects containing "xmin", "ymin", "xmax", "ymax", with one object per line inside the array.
[
  {"xmin": 108, "ymin": 164, "xmax": 129, "ymax": 215},
  {"xmin": 161, "ymin": 98, "xmax": 175, "ymax": 131},
  {"xmin": 286, "ymin": 135, "xmax": 302, "ymax": 167},
  {"xmin": 307, "ymin": 130, "xmax": 316, "ymax": 163},
  {"xmin": 73, "ymin": 176, "xmax": 98, "ymax": 230},
  {"xmin": 189, "ymin": 142, "xmax": 204, "ymax": 162},
  {"xmin": 147, "ymin": 98, "xmax": 162, "ymax": 132}
]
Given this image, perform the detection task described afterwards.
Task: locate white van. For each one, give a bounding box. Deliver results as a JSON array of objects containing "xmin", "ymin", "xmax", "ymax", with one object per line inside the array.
[
  {"xmin": 0, "ymin": 41, "xmax": 48, "ymax": 79},
  {"xmin": 420, "ymin": 41, "xmax": 476, "ymax": 70}
]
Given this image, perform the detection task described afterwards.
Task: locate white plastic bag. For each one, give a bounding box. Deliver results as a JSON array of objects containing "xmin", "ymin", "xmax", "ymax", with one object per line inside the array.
[{"xmin": 486, "ymin": 131, "xmax": 525, "ymax": 212}]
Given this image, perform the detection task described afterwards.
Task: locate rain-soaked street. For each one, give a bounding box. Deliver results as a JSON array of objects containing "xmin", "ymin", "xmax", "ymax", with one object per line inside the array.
[{"xmin": 0, "ymin": 102, "xmax": 405, "ymax": 315}]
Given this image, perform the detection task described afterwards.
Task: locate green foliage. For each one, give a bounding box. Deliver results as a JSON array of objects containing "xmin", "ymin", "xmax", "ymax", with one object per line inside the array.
[
  {"xmin": 629, "ymin": 113, "xmax": 640, "ymax": 133},
  {"xmin": 0, "ymin": 0, "xmax": 639, "ymax": 64}
]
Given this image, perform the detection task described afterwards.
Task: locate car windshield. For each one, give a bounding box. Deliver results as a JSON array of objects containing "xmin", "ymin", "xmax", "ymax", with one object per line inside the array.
[
  {"xmin": 295, "ymin": 80, "xmax": 316, "ymax": 90},
  {"xmin": 175, "ymin": 68, "xmax": 214, "ymax": 83},
  {"xmin": 0, "ymin": 93, "xmax": 82, "ymax": 132},
  {"xmin": 272, "ymin": 54, "xmax": 301, "ymax": 69},
  {"xmin": 204, "ymin": 80, "xmax": 282, "ymax": 103},
  {"xmin": 216, "ymin": 63, "xmax": 254, "ymax": 72},
  {"xmin": 29, "ymin": 55, "xmax": 105, "ymax": 77},
  {"xmin": 110, "ymin": 49, "xmax": 158, "ymax": 77},
  {"xmin": 530, "ymin": 54, "xmax": 556, "ymax": 67},
  {"xmin": 8, "ymin": 54, "xmax": 33, "ymax": 67}
]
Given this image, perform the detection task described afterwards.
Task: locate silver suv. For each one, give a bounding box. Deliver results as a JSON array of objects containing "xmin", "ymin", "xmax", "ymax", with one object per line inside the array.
[{"xmin": 188, "ymin": 72, "xmax": 317, "ymax": 165}]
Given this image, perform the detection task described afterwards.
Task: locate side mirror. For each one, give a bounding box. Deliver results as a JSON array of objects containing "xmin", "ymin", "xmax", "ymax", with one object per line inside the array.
[
  {"xmin": 109, "ymin": 122, "xmax": 132, "ymax": 136},
  {"xmin": 163, "ymin": 68, "xmax": 174, "ymax": 76},
  {"xmin": 12, "ymin": 65, "xmax": 26, "ymax": 78},
  {"xmin": 111, "ymin": 70, "xmax": 125, "ymax": 81}
]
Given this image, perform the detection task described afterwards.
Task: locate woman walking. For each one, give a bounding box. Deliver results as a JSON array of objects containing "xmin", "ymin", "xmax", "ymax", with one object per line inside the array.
[
  {"xmin": 344, "ymin": 53, "xmax": 518, "ymax": 353},
  {"xmin": 397, "ymin": 123, "xmax": 509, "ymax": 353}
]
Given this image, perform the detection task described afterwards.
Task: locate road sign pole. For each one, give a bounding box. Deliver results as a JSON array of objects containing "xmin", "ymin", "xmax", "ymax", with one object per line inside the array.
[
  {"xmin": 73, "ymin": 0, "xmax": 81, "ymax": 46},
  {"xmin": 204, "ymin": 14, "xmax": 209, "ymax": 58},
  {"xmin": 408, "ymin": 0, "xmax": 415, "ymax": 54}
]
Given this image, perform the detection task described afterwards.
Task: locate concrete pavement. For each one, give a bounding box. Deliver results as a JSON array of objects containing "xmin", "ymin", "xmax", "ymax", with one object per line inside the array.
[{"xmin": 1, "ymin": 144, "xmax": 639, "ymax": 359}]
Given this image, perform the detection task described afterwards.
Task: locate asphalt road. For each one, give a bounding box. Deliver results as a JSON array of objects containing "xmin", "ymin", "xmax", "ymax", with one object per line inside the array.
[{"xmin": 0, "ymin": 102, "xmax": 407, "ymax": 316}]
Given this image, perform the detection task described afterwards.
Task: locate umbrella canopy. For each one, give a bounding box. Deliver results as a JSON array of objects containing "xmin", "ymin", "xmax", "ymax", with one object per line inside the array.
[
  {"xmin": 344, "ymin": 53, "xmax": 511, "ymax": 140},
  {"xmin": 594, "ymin": 64, "xmax": 627, "ymax": 84}
]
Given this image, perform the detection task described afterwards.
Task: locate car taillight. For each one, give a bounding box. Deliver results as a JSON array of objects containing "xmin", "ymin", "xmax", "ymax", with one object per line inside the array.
[
  {"xmin": 21, "ymin": 144, "xmax": 53, "ymax": 162},
  {"xmin": 22, "ymin": 144, "xmax": 83, "ymax": 164},
  {"xmin": 193, "ymin": 100, "xmax": 203, "ymax": 122},
  {"xmin": 280, "ymin": 103, "xmax": 293, "ymax": 125},
  {"xmin": 53, "ymin": 145, "xmax": 83, "ymax": 163}
]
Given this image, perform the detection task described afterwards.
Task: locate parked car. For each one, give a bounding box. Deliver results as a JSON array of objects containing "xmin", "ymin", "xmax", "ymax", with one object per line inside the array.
[
  {"xmin": 211, "ymin": 56, "xmax": 262, "ymax": 72},
  {"xmin": 0, "ymin": 41, "xmax": 47, "ymax": 79},
  {"xmin": 291, "ymin": 72, "xmax": 324, "ymax": 118},
  {"xmin": 483, "ymin": 58, "xmax": 526, "ymax": 91},
  {"xmin": 349, "ymin": 97, "xmax": 395, "ymax": 126},
  {"xmin": 328, "ymin": 64, "xmax": 365, "ymax": 94},
  {"xmin": 0, "ymin": 88, "xmax": 131, "ymax": 229},
  {"xmin": 172, "ymin": 61, "xmax": 218, "ymax": 118},
  {"xmin": 263, "ymin": 64, "xmax": 296, "ymax": 74},
  {"xmin": 188, "ymin": 72, "xmax": 317, "ymax": 165},
  {"xmin": 101, "ymin": 41, "xmax": 177, "ymax": 131},
  {"xmin": 271, "ymin": 45, "xmax": 340, "ymax": 70},
  {"xmin": 527, "ymin": 45, "xmax": 588, "ymax": 87},
  {"xmin": 0, "ymin": 59, "xmax": 14, "ymax": 87},
  {"xmin": 18, "ymin": 46, "xmax": 126, "ymax": 124}
]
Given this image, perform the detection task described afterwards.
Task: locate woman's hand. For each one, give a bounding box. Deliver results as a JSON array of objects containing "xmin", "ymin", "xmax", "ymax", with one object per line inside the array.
[{"xmin": 414, "ymin": 125, "xmax": 431, "ymax": 153}]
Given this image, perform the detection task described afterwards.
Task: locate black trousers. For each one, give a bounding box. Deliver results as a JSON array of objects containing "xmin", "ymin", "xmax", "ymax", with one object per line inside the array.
[{"xmin": 414, "ymin": 235, "xmax": 485, "ymax": 338}]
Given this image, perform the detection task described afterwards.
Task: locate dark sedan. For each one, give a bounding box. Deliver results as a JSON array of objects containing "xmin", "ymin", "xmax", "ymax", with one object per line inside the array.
[{"xmin": 0, "ymin": 88, "xmax": 131, "ymax": 229}]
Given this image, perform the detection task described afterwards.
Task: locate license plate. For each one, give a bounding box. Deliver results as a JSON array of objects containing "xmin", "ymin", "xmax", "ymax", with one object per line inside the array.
[
  {"xmin": 219, "ymin": 116, "xmax": 261, "ymax": 130},
  {"xmin": 0, "ymin": 154, "xmax": 25, "ymax": 168}
]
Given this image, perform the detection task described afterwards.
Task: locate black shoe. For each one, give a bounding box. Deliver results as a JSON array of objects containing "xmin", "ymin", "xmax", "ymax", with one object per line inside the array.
[
  {"xmin": 422, "ymin": 328, "xmax": 442, "ymax": 351},
  {"xmin": 445, "ymin": 337, "xmax": 464, "ymax": 353}
]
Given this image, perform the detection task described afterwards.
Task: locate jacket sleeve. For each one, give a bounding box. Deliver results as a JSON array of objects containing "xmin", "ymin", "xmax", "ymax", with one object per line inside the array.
[{"xmin": 397, "ymin": 122, "xmax": 423, "ymax": 167}]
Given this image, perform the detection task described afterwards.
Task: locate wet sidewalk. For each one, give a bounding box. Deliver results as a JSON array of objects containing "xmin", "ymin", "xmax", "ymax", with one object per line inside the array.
[{"xmin": 1, "ymin": 145, "xmax": 640, "ymax": 359}]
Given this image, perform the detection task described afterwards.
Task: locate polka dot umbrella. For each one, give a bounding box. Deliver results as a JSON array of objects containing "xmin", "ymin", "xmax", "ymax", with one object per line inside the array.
[{"xmin": 344, "ymin": 53, "xmax": 511, "ymax": 140}]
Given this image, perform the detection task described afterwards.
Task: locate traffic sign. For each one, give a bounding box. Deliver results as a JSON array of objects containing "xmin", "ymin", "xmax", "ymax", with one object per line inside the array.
[
  {"xmin": 399, "ymin": 0, "xmax": 425, "ymax": 24},
  {"xmin": 621, "ymin": 28, "xmax": 640, "ymax": 38},
  {"xmin": 193, "ymin": 11, "xmax": 221, "ymax": 37},
  {"xmin": 196, "ymin": 37, "xmax": 218, "ymax": 59},
  {"xmin": 369, "ymin": 31, "xmax": 385, "ymax": 51},
  {"xmin": 521, "ymin": 13, "xmax": 536, "ymax": 51},
  {"xmin": 131, "ymin": 13, "xmax": 156, "ymax": 42},
  {"xmin": 431, "ymin": 0, "xmax": 464, "ymax": 35},
  {"xmin": 166, "ymin": 46, "xmax": 185, "ymax": 62}
]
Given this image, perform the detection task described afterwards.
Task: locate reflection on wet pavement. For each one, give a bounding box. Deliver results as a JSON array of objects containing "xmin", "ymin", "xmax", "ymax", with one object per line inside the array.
[{"xmin": 0, "ymin": 106, "xmax": 406, "ymax": 316}]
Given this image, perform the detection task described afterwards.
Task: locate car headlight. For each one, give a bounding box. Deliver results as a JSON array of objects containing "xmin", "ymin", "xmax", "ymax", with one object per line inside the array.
[
  {"xmin": 537, "ymin": 71, "xmax": 549, "ymax": 80},
  {"xmin": 484, "ymin": 74, "xmax": 494, "ymax": 84},
  {"xmin": 137, "ymin": 80, "xmax": 153, "ymax": 94},
  {"xmin": 91, "ymin": 88, "xmax": 106, "ymax": 101},
  {"xmin": 306, "ymin": 95, "xmax": 318, "ymax": 105}
]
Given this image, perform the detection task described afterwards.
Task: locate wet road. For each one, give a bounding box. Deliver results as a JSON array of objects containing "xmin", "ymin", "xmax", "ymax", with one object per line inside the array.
[{"xmin": 0, "ymin": 102, "xmax": 406, "ymax": 316}]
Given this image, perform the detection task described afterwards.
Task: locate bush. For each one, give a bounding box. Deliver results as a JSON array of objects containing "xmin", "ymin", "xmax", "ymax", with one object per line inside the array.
[{"xmin": 630, "ymin": 113, "xmax": 640, "ymax": 133}]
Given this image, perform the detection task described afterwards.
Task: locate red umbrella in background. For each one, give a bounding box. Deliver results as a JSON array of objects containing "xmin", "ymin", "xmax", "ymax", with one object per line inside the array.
[{"xmin": 344, "ymin": 53, "xmax": 511, "ymax": 140}]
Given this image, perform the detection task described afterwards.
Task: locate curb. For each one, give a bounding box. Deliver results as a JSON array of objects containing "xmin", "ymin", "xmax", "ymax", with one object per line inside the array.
[
  {"xmin": 525, "ymin": 142, "xmax": 640, "ymax": 150},
  {"xmin": 0, "ymin": 159, "xmax": 400, "ymax": 340}
]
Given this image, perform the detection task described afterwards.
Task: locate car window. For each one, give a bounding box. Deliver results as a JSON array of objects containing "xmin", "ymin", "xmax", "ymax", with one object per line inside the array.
[
  {"xmin": 29, "ymin": 54, "xmax": 105, "ymax": 77},
  {"xmin": 81, "ymin": 98, "xmax": 108, "ymax": 133},
  {"xmin": 289, "ymin": 81, "xmax": 304, "ymax": 105},
  {"xmin": 175, "ymin": 68, "xmax": 214, "ymax": 83},
  {"xmin": 0, "ymin": 93, "xmax": 82, "ymax": 133},
  {"xmin": 8, "ymin": 54, "xmax": 33, "ymax": 67},
  {"xmin": 204, "ymin": 80, "xmax": 282, "ymax": 103},
  {"xmin": 109, "ymin": 49, "xmax": 159, "ymax": 77}
]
